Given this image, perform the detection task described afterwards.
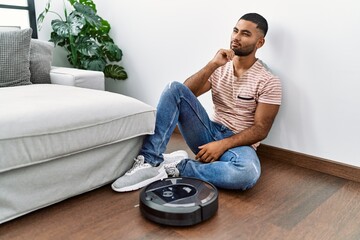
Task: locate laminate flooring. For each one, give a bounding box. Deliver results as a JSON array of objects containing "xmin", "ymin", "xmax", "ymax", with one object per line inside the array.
[{"xmin": 1, "ymin": 133, "xmax": 360, "ymax": 240}]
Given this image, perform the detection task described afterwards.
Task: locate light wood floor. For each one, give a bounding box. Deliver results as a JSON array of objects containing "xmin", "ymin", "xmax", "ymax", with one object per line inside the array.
[{"xmin": 1, "ymin": 133, "xmax": 360, "ymax": 240}]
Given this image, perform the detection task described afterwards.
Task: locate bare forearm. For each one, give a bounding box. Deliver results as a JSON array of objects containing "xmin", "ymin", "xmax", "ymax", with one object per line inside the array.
[
  {"xmin": 184, "ymin": 49, "xmax": 235, "ymax": 96},
  {"xmin": 196, "ymin": 125, "xmax": 267, "ymax": 163},
  {"xmin": 220, "ymin": 103, "xmax": 279, "ymax": 150},
  {"xmin": 220, "ymin": 125, "xmax": 268, "ymax": 150},
  {"xmin": 184, "ymin": 62, "xmax": 218, "ymax": 96}
]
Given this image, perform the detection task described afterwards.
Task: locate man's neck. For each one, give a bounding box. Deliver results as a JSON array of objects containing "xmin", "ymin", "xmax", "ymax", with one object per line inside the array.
[{"xmin": 232, "ymin": 55, "xmax": 258, "ymax": 77}]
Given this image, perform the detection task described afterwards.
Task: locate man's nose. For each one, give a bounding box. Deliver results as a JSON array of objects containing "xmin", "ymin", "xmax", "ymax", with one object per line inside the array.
[{"xmin": 232, "ymin": 32, "xmax": 241, "ymax": 40}]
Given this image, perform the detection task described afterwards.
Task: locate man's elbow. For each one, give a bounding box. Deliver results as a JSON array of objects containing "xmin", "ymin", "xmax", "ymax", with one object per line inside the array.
[
  {"xmin": 256, "ymin": 125, "xmax": 272, "ymax": 141},
  {"xmin": 258, "ymin": 131, "xmax": 269, "ymax": 141}
]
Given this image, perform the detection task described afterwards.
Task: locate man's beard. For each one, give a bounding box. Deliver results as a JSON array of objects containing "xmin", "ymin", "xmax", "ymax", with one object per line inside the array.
[{"xmin": 231, "ymin": 44, "xmax": 256, "ymax": 57}]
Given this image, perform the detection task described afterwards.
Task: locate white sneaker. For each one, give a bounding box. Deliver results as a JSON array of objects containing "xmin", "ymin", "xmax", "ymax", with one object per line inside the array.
[
  {"xmin": 112, "ymin": 155, "xmax": 167, "ymax": 192},
  {"xmin": 163, "ymin": 150, "xmax": 188, "ymax": 163},
  {"xmin": 163, "ymin": 150, "xmax": 188, "ymax": 177},
  {"xmin": 165, "ymin": 165, "xmax": 180, "ymax": 177}
]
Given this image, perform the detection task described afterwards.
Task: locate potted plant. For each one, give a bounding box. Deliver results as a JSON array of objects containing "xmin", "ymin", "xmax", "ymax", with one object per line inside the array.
[{"xmin": 37, "ymin": 0, "xmax": 127, "ymax": 80}]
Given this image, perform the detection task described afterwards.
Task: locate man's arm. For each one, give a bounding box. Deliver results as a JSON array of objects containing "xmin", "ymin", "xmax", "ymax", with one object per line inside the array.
[
  {"xmin": 183, "ymin": 62, "xmax": 216, "ymax": 97},
  {"xmin": 184, "ymin": 49, "xmax": 235, "ymax": 97},
  {"xmin": 196, "ymin": 102, "xmax": 280, "ymax": 163}
]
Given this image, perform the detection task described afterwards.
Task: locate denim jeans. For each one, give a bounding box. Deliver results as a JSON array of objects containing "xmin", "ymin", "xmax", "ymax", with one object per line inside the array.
[{"xmin": 139, "ymin": 81, "xmax": 261, "ymax": 190}]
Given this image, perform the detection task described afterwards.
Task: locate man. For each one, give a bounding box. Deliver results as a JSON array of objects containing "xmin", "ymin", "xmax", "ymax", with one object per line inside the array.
[{"xmin": 112, "ymin": 13, "xmax": 282, "ymax": 192}]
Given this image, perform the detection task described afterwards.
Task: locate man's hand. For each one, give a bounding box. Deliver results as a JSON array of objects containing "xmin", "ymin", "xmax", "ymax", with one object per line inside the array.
[
  {"xmin": 210, "ymin": 49, "xmax": 235, "ymax": 67},
  {"xmin": 196, "ymin": 140, "xmax": 227, "ymax": 163},
  {"xmin": 184, "ymin": 48, "xmax": 235, "ymax": 97}
]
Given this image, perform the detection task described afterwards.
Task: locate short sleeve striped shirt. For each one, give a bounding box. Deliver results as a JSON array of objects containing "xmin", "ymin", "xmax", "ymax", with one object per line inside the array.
[{"xmin": 208, "ymin": 59, "xmax": 282, "ymax": 148}]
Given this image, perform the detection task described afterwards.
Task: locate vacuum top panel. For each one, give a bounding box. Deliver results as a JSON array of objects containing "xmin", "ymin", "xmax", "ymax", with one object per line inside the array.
[{"xmin": 139, "ymin": 177, "xmax": 218, "ymax": 226}]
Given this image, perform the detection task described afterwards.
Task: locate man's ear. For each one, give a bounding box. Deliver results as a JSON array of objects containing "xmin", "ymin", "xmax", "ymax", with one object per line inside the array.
[{"xmin": 256, "ymin": 37, "xmax": 265, "ymax": 49}]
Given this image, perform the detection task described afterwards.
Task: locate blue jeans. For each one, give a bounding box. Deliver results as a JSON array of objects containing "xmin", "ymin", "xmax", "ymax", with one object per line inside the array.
[{"xmin": 139, "ymin": 81, "xmax": 261, "ymax": 190}]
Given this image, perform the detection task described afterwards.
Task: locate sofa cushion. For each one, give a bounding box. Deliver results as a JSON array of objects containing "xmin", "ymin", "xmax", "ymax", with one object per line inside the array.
[
  {"xmin": 30, "ymin": 39, "xmax": 54, "ymax": 84},
  {"xmin": 0, "ymin": 28, "xmax": 32, "ymax": 87},
  {"xmin": 0, "ymin": 84, "xmax": 156, "ymax": 173}
]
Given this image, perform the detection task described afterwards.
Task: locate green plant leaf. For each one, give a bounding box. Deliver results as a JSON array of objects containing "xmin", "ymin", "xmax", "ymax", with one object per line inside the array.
[
  {"xmin": 79, "ymin": 0, "xmax": 96, "ymax": 11},
  {"xmin": 104, "ymin": 65, "xmax": 128, "ymax": 80},
  {"xmin": 92, "ymin": 30, "xmax": 113, "ymax": 44},
  {"xmin": 39, "ymin": 0, "xmax": 127, "ymax": 80},
  {"xmin": 73, "ymin": 2, "xmax": 101, "ymax": 28},
  {"xmin": 83, "ymin": 58, "xmax": 106, "ymax": 71},
  {"xmin": 68, "ymin": 0, "xmax": 77, "ymax": 5},
  {"xmin": 83, "ymin": 19, "xmax": 111, "ymax": 39},
  {"xmin": 52, "ymin": 11, "xmax": 85, "ymax": 38},
  {"xmin": 52, "ymin": 19, "xmax": 70, "ymax": 37},
  {"xmin": 99, "ymin": 19, "xmax": 110, "ymax": 34},
  {"xmin": 77, "ymin": 36, "xmax": 99, "ymax": 57},
  {"xmin": 103, "ymin": 42, "xmax": 122, "ymax": 62},
  {"xmin": 68, "ymin": 12, "xmax": 86, "ymax": 35},
  {"xmin": 37, "ymin": 0, "xmax": 52, "ymax": 30},
  {"xmin": 50, "ymin": 31, "xmax": 67, "ymax": 46}
]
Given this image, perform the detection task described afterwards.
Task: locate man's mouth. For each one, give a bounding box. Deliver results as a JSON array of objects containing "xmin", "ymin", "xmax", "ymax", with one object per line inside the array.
[{"xmin": 231, "ymin": 42, "xmax": 241, "ymax": 48}]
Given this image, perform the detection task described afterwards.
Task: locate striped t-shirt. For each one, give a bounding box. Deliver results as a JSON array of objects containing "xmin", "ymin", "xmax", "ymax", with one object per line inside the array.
[{"xmin": 208, "ymin": 59, "xmax": 282, "ymax": 148}]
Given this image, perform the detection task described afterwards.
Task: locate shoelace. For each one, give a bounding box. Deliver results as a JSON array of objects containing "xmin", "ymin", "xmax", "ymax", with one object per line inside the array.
[
  {"xmin": 127, "ymin": 155, "xmax": 147, "ymax": 174},
  {"xmin": 165, "ymin": 166, "xmax": 177, "ymax": 177},
  {"xmin": 164, "ymin": 160, "xmax": 178, "ymax": 169}
]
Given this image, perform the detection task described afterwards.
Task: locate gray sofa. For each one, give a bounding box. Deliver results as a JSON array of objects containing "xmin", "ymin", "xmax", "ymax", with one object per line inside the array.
[{"xmin": 0, "ymin": 28, "xmax": 156, "ymax": 223}]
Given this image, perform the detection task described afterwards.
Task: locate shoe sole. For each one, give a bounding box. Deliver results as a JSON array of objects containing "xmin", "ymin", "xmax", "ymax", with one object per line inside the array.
[{"xmin": 111, "ymin": 170, "xmax": 167, "ymax": 192}]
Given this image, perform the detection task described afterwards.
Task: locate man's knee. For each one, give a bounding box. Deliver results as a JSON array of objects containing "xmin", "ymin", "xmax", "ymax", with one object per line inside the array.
[
  {"xmin": 167, "ymin": 81, "xmax": 183, "ymax": 90},
  {"xmin": 228, "ymin": 149, "xmax": 261, "ymax": 190},
  {"xmin": 240, "ymin": 160, "xmax": 261, "ymax": 190}
]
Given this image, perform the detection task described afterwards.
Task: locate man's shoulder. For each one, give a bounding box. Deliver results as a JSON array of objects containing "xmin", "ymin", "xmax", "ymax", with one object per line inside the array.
[{"xmin": 256, "ymin": 59, "xmax": 279, "ymax": 80}]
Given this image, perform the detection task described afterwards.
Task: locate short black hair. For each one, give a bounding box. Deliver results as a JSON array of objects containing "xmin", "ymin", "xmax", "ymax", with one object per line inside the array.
[{"xmin": 239, "ymin": 13, "xmax": 268, "ymax": 37}]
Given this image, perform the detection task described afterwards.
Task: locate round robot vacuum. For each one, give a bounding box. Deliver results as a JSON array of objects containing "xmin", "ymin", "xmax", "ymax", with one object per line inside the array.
[{"xmin": 139, "ymin": 177, "xmax": 218, "ymax": 226}]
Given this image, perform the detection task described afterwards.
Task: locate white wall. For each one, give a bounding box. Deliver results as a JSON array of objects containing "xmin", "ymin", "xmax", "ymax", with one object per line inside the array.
[{"xmin": 35, "ymin": 0, "xmax": 360, "ymax": 167}]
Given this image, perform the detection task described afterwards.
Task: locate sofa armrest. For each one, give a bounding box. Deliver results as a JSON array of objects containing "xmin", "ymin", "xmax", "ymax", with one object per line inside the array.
[{"xmin": 50, "ymin": 67, "xmax": 105, "ymax": 91}]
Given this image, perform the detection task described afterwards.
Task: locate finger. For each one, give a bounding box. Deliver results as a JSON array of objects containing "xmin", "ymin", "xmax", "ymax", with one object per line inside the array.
[
  {"xmin": 200, "ymin": 153, "xmax": 213, "ymax": 163},
  {"xmin": 227, "ymin": 49, "xmax": 235, "ymax": 60},
  {"xmin": 220, "ymin": 49, "xmax": 231, "ymax": 59},
  {"xmin": 196, "ymin": 149, "xmax": 205, "ymax": 160},
  {"xmin": 196, "ymin": 145, "xmax": 206, "ymax": 159},
  {"xmin": 197, "ymin": 151, "xmax": 207, "ymax": 162},
  {"xmin": 202, "ymin": 155, "xmax": 211, "ymax": 163},
  {"xmin": 203, "ymin": 156, "xmax": 214, "ymax": 163},
  {"xmin": 209, "ymin": 158, "xmax": 217, "ymax": 163}
]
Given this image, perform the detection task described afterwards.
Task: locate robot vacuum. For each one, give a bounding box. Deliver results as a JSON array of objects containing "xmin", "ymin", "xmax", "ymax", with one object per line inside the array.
[{"xmin": 139, "ymin": 177, "xmax": 218, "ymax": 226}]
